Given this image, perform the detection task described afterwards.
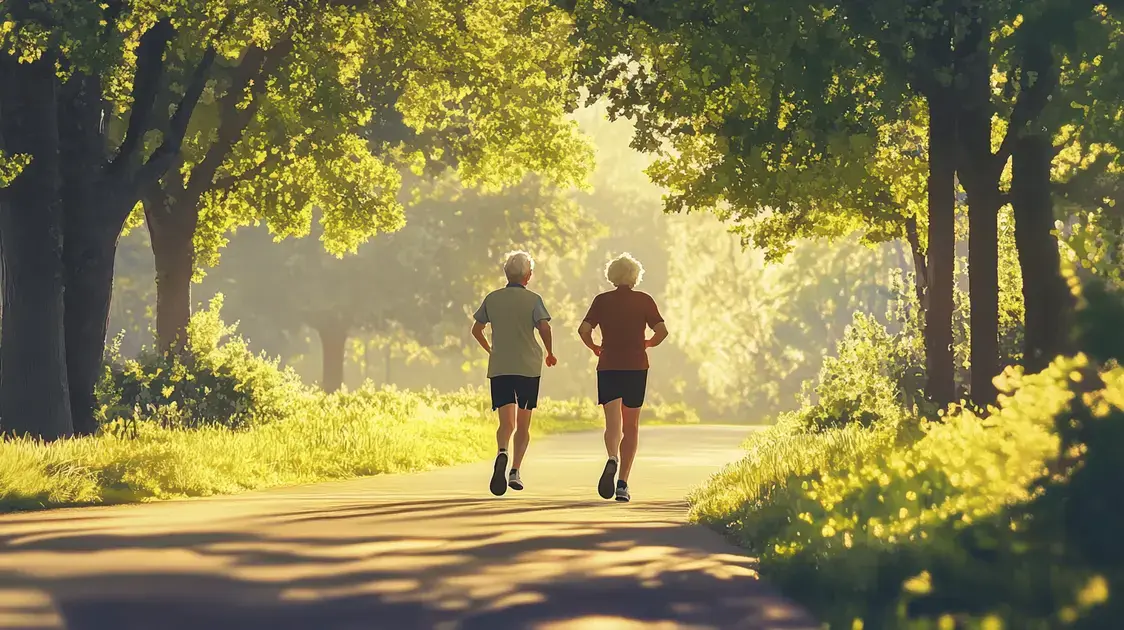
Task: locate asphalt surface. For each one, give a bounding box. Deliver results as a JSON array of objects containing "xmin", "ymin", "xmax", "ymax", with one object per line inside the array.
[{"xmin": 0, "ymin": 425, "xmax": 819, "ymax": 630}]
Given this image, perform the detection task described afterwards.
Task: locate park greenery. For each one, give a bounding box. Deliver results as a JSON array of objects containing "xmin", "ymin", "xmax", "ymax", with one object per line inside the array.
[
  {"xmin": 4, "ymin": 0, "xmax": 1124, "ymax": 627},
  {"xmin": 0, "ymin": 299, "xmax": 697, "ymax": 511}
]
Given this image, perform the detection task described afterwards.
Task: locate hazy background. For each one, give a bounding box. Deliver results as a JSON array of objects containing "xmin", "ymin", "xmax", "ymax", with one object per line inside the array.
[{"xmin": 108, "ymin": 104, "xmax": 904, "ymax": 421}]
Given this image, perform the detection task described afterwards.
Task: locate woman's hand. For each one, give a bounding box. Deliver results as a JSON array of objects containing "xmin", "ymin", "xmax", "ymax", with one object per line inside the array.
[{"xmin": 590, "ymin": 344, "xmax": 602, "ymax": 356}]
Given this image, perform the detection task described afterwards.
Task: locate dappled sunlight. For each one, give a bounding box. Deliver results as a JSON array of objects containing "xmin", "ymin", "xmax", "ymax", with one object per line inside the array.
[
  {"xmin": 0, "ymin": 475, "xmax": 814, "ymax": 629},
  {"xmin": 0, "ymin": 589, "xmax": 64, "ymax": 630}
]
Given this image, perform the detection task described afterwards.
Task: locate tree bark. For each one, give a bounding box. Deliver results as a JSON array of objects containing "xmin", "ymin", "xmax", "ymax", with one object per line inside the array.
[
  {"xmin": 1012, "ymin": 132, "xmax": 1073, "ymax": 372},
  {"xmin": 955, "ymin": 8, "xmax": 1002, "ymax": 408},
  {"xmin": 59, "ymin": 72, "xmax": 119, "ymax": 437},
  {"xmin": 145, "ymin": 193, "xmax": 198, "ymax": 353},
  {"xmin": 0, "ymin": 51, "xmax": 75, "ymax": 440},
  {"xmin": 317, "ymin": 324, "xmax": 348, "ymax": 393},
  {"xmin": 904, "ymin": 216, "xmax": 929, "ymax": 312},
  {"xmin": 924, "ymin": 95, "xmax": 957, "ymax": 409},
  {"xmin": 964, "ymin": 180, "xmax": 1001, "ymax": 407},
  {"xmin": 61, "ymin": 223, "xmax": 119, "ymax": 437}
]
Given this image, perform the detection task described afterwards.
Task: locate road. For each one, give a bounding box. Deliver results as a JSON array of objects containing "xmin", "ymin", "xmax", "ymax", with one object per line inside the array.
[{"xmin": 0, "ymin": 425, "xmax": 818, "ymax": 630}]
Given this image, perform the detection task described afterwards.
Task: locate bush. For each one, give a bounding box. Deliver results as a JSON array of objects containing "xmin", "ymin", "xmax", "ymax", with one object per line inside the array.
[
  {"xmin": 787, "ymin": 312, "xmax": 923, "ymax": 433},
  {"xmin": 691, "ymin": 279, "xmax": 1124, "ymax": 628},
  {"xmin": 98, "ymin": 295, "xmax": 310, "ymax": 432}
]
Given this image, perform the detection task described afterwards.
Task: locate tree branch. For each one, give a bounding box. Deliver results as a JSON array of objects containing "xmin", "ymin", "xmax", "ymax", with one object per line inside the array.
[
  {"xmin": 905, "ymin": 215, "xmax": 929, "ymax": 309},
  {"xmin": 98, "ymin": 0, "xmax": 126, "ymax": 44},
  {"xmin": 109, "ymin": 18, "xmax": 175, "ymax": 176},
  {"xmin": 133, "ymin": 13, "xmax": 238, "ymax": 194},
  {"xmin": 995, "ymin": 53, "xmax": 1059, "ymax": 166},
  {"xmin": 211, "ymin": 152, "xmax": 286, "ymax": 194},
  {"xmin": 184, "ymin": 37, "xmax": 295, "ymax": 202}
]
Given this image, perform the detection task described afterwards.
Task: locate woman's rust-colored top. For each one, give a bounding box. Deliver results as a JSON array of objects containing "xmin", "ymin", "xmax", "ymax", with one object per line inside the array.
[{"xmin": 582, "ymin": 286, "xmax": 664, "ymax": 371}]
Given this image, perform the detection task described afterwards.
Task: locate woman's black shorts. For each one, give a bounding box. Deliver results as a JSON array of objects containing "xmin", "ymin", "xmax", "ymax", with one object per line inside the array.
[{"xmin": 597, "ymin": 370, "xmax": 648, "ymax": 408}]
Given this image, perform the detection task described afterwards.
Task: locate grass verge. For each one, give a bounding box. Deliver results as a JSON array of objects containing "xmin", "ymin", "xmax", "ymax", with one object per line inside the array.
[
  {"xmin": 690, "ymin": 355, "xmax": 1124, "ymax": 628},
  {"xmin": 0, "ymin": 386, "xmax": 696, "ymax": 513}
]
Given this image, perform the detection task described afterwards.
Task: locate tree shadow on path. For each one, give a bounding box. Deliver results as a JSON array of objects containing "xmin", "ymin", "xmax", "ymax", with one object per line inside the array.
[{"xmin": 0, "ymin": 497, "xmax": 818, "ymax": 630}]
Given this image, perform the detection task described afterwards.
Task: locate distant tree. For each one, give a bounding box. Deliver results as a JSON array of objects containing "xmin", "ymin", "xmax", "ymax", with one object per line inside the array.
[
  {"xmin": 210, "ymin": 176, "xmax": 600, "ymax": 392},
  {"xmin": 667, "ymin": 215, "xmax": 899, "ymax": 417}
]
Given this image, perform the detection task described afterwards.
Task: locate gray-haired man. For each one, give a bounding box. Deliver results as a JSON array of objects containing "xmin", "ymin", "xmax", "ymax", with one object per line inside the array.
[{"xmin": 471, "ymin": 250, "xmax": 557, "ymax": 496}]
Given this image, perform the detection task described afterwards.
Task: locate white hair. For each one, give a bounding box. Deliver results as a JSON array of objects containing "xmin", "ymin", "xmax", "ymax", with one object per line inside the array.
[
  {"xmin": 606, "ymin": 253, "xmax": 644, "ymax": 287},
  {"xmin": 502, "ymin": 250, "xmax": 535, "ymax": 282}
]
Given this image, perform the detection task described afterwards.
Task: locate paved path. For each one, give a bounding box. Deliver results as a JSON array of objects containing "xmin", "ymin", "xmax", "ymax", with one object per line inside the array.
[{"xmin": 0, "ymin": 426, "xmax": 818, "ymax": 630}]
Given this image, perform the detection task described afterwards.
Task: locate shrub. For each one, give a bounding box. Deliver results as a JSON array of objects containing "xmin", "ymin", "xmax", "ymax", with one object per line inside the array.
[
  {"xmin": 691, "ymin": 279, "xmax": 1124, "ymax": 628},
  {"xmin": 786, "ymin": 312, "xmax": 923, "ymax": 433},
  {"xmin": 98, "ymin": 295, "xmax": 310, "ymax": 433}
]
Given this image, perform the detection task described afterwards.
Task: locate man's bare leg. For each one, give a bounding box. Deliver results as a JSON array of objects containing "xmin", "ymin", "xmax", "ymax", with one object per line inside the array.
[
  {"xmin": 512, "ymin": 407, "xmax": 533, "ymax": 470},
  {"xmin": 491, "ymin": 403, "xmax": 517, "ymax": 496},
  {"xmin": 619, "ymin": 405, "xmax": 642, "ymax": 482},
  {"xmin": 496, "ymin": 403, "xmax": 517, "ymax": 452}
]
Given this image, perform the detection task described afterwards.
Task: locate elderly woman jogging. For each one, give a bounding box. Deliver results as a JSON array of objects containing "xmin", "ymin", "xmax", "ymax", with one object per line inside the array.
[
  {"xmin": 577, "ymin": 253, "xmax": 668, "ymax": 502},
  {"xmin": 471, "ymin": 251, "xmax": 557, "ymax": 496}
]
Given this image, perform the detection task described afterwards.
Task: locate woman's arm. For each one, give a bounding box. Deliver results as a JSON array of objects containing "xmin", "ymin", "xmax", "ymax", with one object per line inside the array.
[
  {"xmin": 645, "ymin": 321, "xmax": 668, "ymax": 348},
  {"xmin": 577, "ymin": 321, "xmax": 601, "ymax": 356}
]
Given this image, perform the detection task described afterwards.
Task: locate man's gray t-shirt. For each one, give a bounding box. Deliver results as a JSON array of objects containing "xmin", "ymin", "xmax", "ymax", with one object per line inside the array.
[{"xmin": 474, "ymin": 284, "xmax": 551, "ymax": 378}]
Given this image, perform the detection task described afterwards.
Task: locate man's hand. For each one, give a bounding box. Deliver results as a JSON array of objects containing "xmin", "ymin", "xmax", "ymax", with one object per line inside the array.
[
  {"xmin": 591, "ymin": 344, "xmax": 601, "ymax": 356},
  {"xmin": 471, "ymin": 321, "xmax": 491, "ymax": 354},
  {"xmin": 545, "ymin": 354, "xmax": 558, "ymax": 367}
]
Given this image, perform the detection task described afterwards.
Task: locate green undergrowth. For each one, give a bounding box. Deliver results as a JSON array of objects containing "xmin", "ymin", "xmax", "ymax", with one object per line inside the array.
[
  {"xmin": 690, "ymin": 281, "xmax": 1124, "ymax": 628},
  {"xmin": 0, "ymin": 297, "xmax": 697, "ymax": 513}
]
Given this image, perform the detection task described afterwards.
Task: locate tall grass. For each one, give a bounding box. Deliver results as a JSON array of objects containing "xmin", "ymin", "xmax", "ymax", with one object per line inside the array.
[
  {"xmin": 691, "ymin": 344, "xmax": 1123, "ymax": 627},
  {"xmin": 0, "ymin": 385, "xmax": 696, "ymax": 512},
  {"xmin": 0, "ymin": 298, "xmax": 698, "ymax": 513}
]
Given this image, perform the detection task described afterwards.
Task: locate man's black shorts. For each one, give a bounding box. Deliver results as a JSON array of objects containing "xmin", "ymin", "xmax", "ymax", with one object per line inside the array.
[
  {"xmin": 489, "ymin": 375, "xmax": 541, "ymax": 410},
  {"xmin": 597, "ymin": 369, "xmax": 648, "ymax": 408}
]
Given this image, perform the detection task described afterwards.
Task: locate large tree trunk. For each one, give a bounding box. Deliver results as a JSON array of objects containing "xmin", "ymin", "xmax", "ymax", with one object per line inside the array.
[
  {"xmin": 317, "ymin": 324, "xmax": 348, "ymax": 394},
  {"xmin": 965, "ymin": 183, "xmax": 1001, "ymax": 406},
  {"xmin": 1012, "ymin": 132, "xmax": 1073, "ymax": 372},
  {"xmin": 924, "ymin": 95, "xmax": 957, "ymax": 409},
  {"xmin": 0, "ymin": 51, "xmax": 74, "ymax": 440},
  {"xmin": 59, "ymin": 72, "xmax": 119, "ymax": 437},
  {"xmin": 61, "ymin": 223, "xmax": 119, "ymax": 437},
  {"xmin": 145, "ymin": 194, "xmax": 198, "ymax": 353}
]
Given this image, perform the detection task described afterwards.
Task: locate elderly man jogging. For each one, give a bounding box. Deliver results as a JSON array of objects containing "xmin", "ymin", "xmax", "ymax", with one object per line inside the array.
[
  {"xmin": 471, "ymin": 251, "xmax": 557, "ymax": 496},
  {"xmin": 578, "ymin": 253, "xmax": 668, "ymax": 502}
]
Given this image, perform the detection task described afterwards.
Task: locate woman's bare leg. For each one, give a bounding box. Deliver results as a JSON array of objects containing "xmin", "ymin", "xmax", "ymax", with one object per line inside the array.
[
  {"xmin": 619, "ymin": 405, "xmax": 641, "ymax": 482},
  {"xmin": 602, "ymin": 398, "xmax": 623, "ymax": 458}
]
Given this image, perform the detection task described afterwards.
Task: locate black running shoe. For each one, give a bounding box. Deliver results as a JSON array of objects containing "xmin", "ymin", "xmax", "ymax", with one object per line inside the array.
[
  {"xmin": 490, "ymin": 451, "xmax": 509, "ymax": 496},
  {"xmin": 598, "ymin": 458, "xmax": 618, "ymax": 499},
  {"xmin": 615, "ymin": 480, "xmax": 631, "ymax": 502}
]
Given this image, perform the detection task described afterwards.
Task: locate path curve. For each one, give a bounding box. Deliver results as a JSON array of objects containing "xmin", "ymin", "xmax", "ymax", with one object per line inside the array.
[{"xmin": 0, "ymin": 425, "xmax": 818, "ymax": 629}]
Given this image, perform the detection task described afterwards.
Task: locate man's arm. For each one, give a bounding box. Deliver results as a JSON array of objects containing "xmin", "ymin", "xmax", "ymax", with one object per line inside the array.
[
  {"xmin": 645, "ymin": 321, "xmax": 668, "ymax": 348},
  {"xmin": 578, "ymin": 321, "xmax": 601, "ymax": 356},
  {"xmin": 537, "ymin": 320, "xmax": 557, "ymax": 366},
  {"xmin": 532, "ymin": 296, "xmax": 556, "ymax": 366},
  {"xmin": 471, "ymin": 322, "xmax": 491, "ymax": 354}
]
